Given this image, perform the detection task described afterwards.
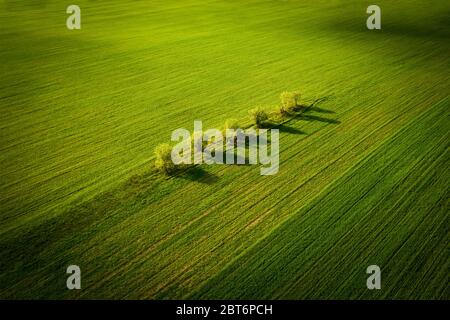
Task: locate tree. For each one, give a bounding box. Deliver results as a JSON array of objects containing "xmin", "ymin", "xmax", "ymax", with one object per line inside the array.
[
  {"xmin": 154, "ymin": 143, "xmax": 175, "ymax": 174},
  {"xmin": 280, "ymin": 91, "xmax": 301, "ymax": 114},
  {"xmin": 249, "ymin": 107, "xmax": 268, "ymax": 128}
]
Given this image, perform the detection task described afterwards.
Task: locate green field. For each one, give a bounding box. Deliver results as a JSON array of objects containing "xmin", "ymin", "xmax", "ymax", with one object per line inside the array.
[{"xmin": 0, "ymin": 0, "xmax": 449, "ymax": 299}]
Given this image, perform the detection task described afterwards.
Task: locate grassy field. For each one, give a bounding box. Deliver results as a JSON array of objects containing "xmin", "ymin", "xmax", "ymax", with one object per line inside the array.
[{"xmin": 0, "ymin": 0, "xmax": 449, "ymax": 299}]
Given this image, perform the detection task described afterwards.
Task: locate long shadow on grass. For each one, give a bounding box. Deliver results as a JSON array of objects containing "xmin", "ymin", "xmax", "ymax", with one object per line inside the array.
[
  {"xmin": 275, "ymin": 95, "xmax": 340, "ymax": 129},
  {"xmin": 308, "ymin": 106, "xmax": 336, "ymax": 114},
  {"xmin": 298, "ymin": 114, "xmax": 341, "ymax": 124},
  {"xmin": 277, "ymin": 123, "xmax": 306, "ymax": 135},
  {"xmin": 179, "ymin": 166, "xmax": 219, "ymax": 184}
]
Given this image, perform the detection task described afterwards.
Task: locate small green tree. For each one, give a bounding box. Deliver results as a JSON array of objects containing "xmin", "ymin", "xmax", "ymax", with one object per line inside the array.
[
  {"xmin": 154, "ymin": 143, "xmax": 175, "ymax": 174},
  {"xmin": 280, "ymin": 91, "xmax": 301, "ymax": 114},
  {"xmin": 249, "ymin": 107, "xmax": 268, "ymax": 128}
]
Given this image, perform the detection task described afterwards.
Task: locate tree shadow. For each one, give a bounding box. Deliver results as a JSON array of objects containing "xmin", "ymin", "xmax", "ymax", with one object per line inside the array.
[
  {"xmin": 277, "ymin": 124, "xmax": 306, "ymax": 135},
  {"xmin": 298, "ymin": 114, "xmax": 341, "ymax": 124},
  {"xmin": 178, "ymin": 166, "xmax": 219, "ymax": 184},
  {"xmin": 284, "ymin": 94, "xmax": 340, "ymax": 127},
  {"xmin": 308, "ymin": 106, "xmax": 336, "ymax": 114},
  {"xmin": 309, "ymin": 95, "xmax": 335, "ymax": 107}
]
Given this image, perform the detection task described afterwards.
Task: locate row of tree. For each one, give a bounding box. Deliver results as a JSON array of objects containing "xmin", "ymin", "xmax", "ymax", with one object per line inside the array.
[{"xmin": 155, "ymin": 90, "xmax": 303, "ymax": 175}]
